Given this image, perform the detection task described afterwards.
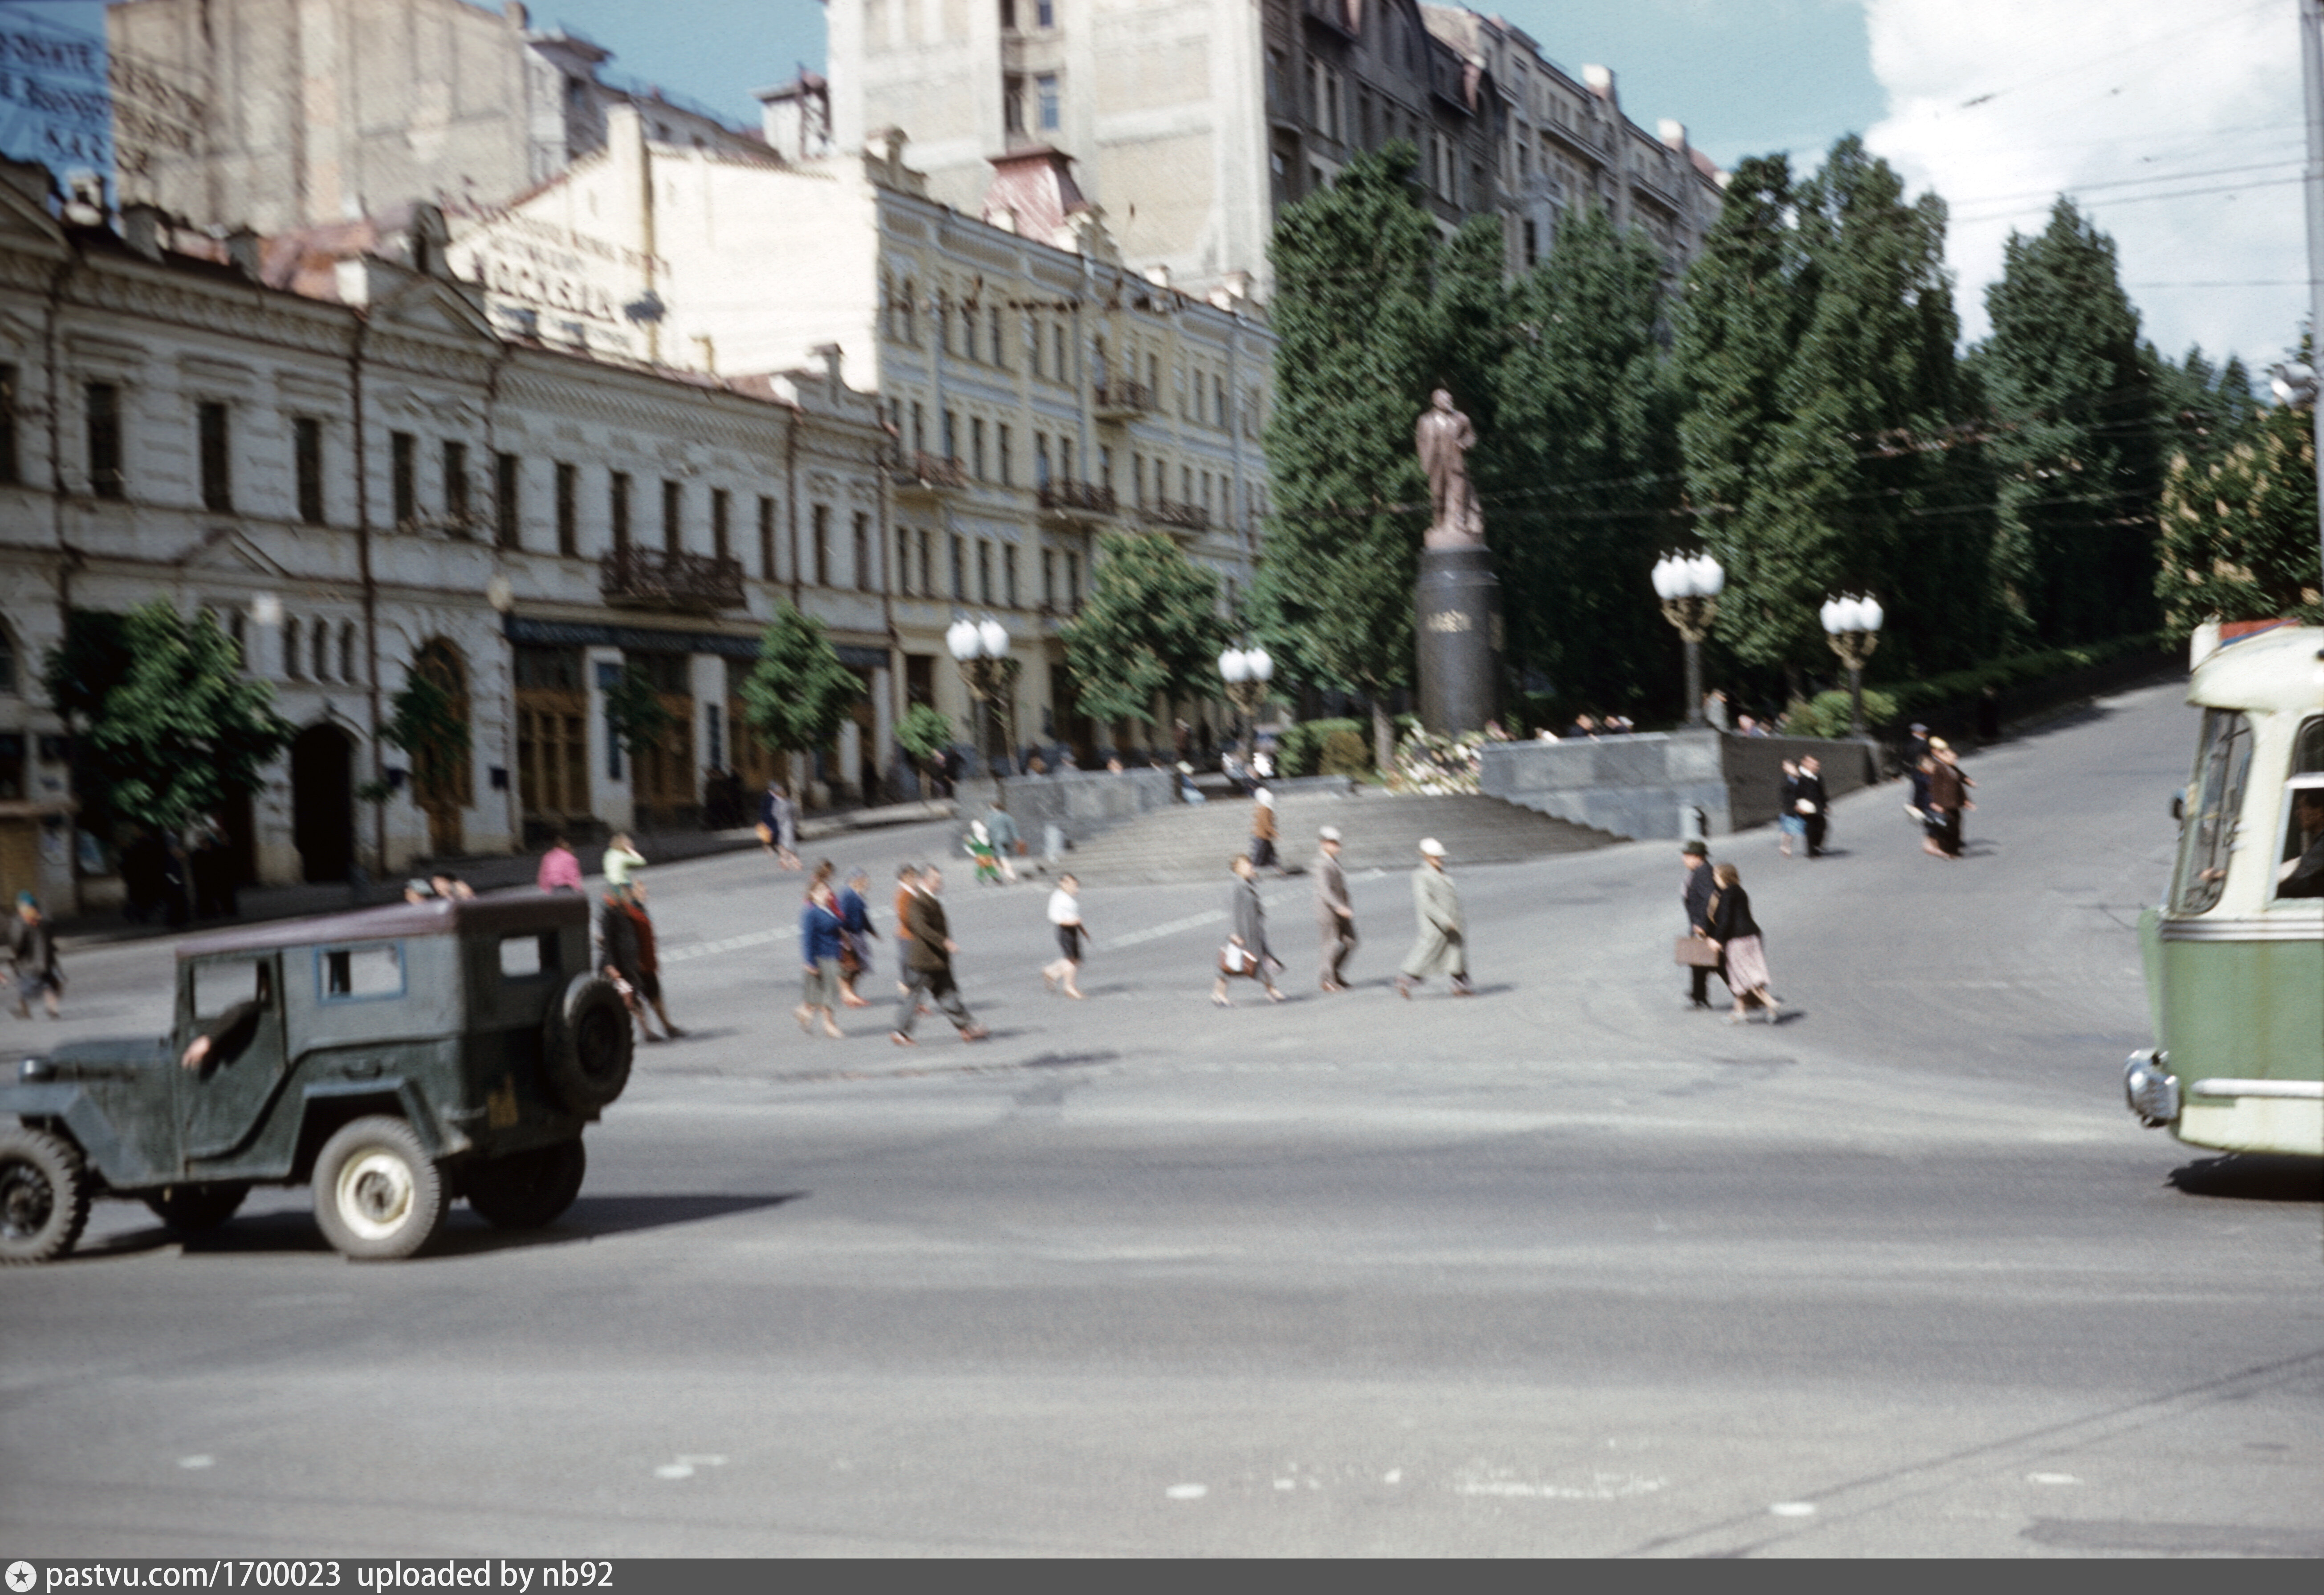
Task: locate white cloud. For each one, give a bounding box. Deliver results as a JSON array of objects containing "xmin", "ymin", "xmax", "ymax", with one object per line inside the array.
[{"xmin": 1863, "ymin": 0, "xmax": 2308, "ymax": 372}]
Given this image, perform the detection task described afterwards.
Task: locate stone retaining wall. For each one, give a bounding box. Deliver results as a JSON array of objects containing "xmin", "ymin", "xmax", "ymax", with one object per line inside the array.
[{"xmin": 1479, "ymin": 729, "xmax": 1878, "ymax": 840}]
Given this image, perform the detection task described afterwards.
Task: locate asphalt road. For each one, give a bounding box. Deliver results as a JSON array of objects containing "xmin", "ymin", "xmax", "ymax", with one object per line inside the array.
[{"xmin": 4, "ymin": 681, "xmax": 2319, "ymax": 1558}]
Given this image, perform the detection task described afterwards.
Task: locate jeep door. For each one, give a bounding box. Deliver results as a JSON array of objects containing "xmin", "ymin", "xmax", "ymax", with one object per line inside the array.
[{"xmin": 177, "ymin": 952, "xmax": 289, "ymax": 1173}]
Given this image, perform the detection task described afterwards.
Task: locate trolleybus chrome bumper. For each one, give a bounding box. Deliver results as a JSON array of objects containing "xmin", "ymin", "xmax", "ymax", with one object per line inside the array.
[{"xmin": 2124, "ymin": 1050, "xmax": 2179, "ymax": 1128}]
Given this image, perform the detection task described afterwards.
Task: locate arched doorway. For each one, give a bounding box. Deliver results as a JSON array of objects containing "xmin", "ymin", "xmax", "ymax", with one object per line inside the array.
[
  {"xmin": 411, "ymin": 639, "xmax": 472, "ymax": 858},
  {"xmin": 291, "ymin": 723, "xmax": 355, "ymax": 883}
]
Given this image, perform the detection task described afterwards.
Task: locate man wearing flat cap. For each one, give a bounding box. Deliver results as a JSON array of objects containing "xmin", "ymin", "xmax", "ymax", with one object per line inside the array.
[
  {"xmin": 1680, "ymin": 838, "xmax": 1721, "ymax": 1009},
  {"xmin": 1396, "ymin": 838, "xmax": 1471, "ymax": 998},
  {"xmin": 1314, "ymin": 825, "xmax": 1356, "ymax": 992}
]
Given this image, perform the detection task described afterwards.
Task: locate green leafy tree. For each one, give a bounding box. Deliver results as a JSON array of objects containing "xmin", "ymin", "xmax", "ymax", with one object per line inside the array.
[
  {"xmin": 739, "ymin": 602, "xmax": 863, "ymax": 758},
  {"xmin": 895, "ymin": 703, "xmax": 954, "ymax": 775},
  {"xmin": 1974, "ymin": 198, "xmax": 2163, "ymax": 646},
  {"xmin": 1490, "ymin": 201, "xmax": 1685, "ymax": 715},
  {"xmin": 600, "ymin": 666, "xmax": 676, "ymax": 766},
  {"xmin": 1254, "ymin": 142, "xmax": 1445, "ymax": 770},
  {"xmin": 41, "ymin": 609, "xmax": 135, "ymax": 842},
  {"xmin": 47, "ymin": 600, "xmax": 293, "ymax": 839},
  {"xmin": 1677, "ymin": 139, "xmax": 1982, "ymax": 694},
  {"xmin": 2157, "ymin": 388, "xmax": 2320, "ymax": 635},
  {"xmin": 1061, "ymin": 529, "xmax": 1224, "ymax": 739},
  {"xmin": 380, "ymin": 674, "xmax": 468, "ymax": 782},
  {"xmin": 2150, "ymin": 344, "xmax": 2261, "ymax": 472}
]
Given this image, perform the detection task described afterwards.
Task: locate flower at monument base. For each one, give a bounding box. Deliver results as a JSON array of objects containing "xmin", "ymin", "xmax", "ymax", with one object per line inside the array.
[{"xmin": 1392, "ymin": 726, "xmax": 1484, "ymax": 795}]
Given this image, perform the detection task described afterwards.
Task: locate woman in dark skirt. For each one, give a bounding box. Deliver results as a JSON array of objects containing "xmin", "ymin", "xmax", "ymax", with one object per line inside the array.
[{"xmin": 1705, "ymin": 862, "xmax": 1779, "ymax": 1023}]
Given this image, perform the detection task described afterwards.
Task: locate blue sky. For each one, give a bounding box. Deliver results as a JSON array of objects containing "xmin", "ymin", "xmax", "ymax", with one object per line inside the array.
[{"xmin": 4, "ymin": 0, "xmax": 2306, "ymax": 369}]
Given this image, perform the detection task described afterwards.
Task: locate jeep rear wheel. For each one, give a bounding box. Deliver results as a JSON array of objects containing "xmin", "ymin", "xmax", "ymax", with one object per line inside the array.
[
  {"xmin": 464, "ymin": 1138, "xmax": 586, "ymax": 1229},
  {"xmin": 143, "ymin": 1182, "xmax": 250, "ymax": 1235},
  {"xmin": 544, "ymin": 974, "xmax": 633, "ymax": 1114},
  {"xmin": 0, "ymin": 1126, "xmax": 90, "ymax": 1264},
  {"xmin": 311, "ymin": 1117, "xmax": 446, "ymax": 1261}
]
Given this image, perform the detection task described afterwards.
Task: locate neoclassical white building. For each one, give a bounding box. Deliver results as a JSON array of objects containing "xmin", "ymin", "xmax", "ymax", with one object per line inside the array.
[{"xmin": 0, "ymin": 156, "xmax": 887, "ymax": 908}]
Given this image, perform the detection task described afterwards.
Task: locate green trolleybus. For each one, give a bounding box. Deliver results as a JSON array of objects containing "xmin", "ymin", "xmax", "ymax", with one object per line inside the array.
[{"xmin": 2125, "ymin": 622, "xmax": 2324, "ymax": 1158}]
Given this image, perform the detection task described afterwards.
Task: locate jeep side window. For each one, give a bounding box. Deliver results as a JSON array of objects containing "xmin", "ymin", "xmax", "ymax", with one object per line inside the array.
[
  {"xmin": 498, "ymin": 933, "xmax": 556, "ymax": 980},
  {"xmin": 320, "ymin": 942, "xmax": 404, "ymax": 1000},
  {"xmin": 193, "ymin": 959, "xmax": 264, "ymax": 1019}
]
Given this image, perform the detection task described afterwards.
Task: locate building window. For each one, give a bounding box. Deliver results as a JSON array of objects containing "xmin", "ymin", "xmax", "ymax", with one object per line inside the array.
[
  {"xmin": 758, "ymin": 494, "xmax": 777, "ymax": 578},
  {"xmin": 910, "ymin": 402, "xmax": 926, "ymax": 455},
  {"xmin": 284, "ymin": 617, "xmax": 302, "ymax": 680},
  {"xmin": 813, "ymin": 503, "xmax": 830, "ymax": 585},
  {"xmin": 86, "ymin": 382, "xmax": 123, "ymax": 499},
  {"xmin": 1034, "ymin": 433, "xmax": 1051, "ymax": 487},
  {"xmin": 949, "ymin": 533, "xmax": 965, "ymax": 600},
  {"xmin": 555, "ymin": 462, "xmax": 578, "ymax": 555},
  {"xmin": 1099, "ymin": 445, "xmax": 1112, "ymax": 493},
  {"xmin": 1214, "ymin": 376, "xmax": 1228, "ymax": 429},
  {"xmin": 1134, "ymin": 454, "xmax": 1146, "ymax": 507},
  {"xmin": 341, "ymin": 622, "xmax": 358, "ymax": 683},
  {"xmin": 189, "ymin": 402, "xmax": 230, "ymax": 512},
  {"xmin": 495, "ymin": 452, "xmax": 521, "ymax": 548},
  {"xmin": 313, "ymin": 619, "xmax": 331, "ymax": 681},
  {"xmin": 919, "ymin": 528, "xmax": 933, "ymax": 597},
  {"xmin": 942, "ymin": 409, "xmax": 958, "ymax": 462},
  {"xmin": 971, "ymin": 417, "xmax": 986, "ymax": 480},
  {"xmin": 1036, "ymin": 0, "xmax": 1054, "ymax": 29},
  {"xmin": 1000, "ymin": 0, "xmax": 1017, "ymax": 32},
  {"xmin": 443, "ymin": 440, "xmax": 470, "ymax": 528},
  {"xmin": 1054, "ymin": 322, "xmax": 1069, "ymax": 381},
  {"xmin": 293, "ymin": 415, "xmax": 325, "ymax": 524},
  {"xmin": 1042, "ymin": 548, "xmax": 1055, "ymax": 611},
  {"xmin": 390, "ymin": 431, "xmax": 417, "ymax": 526},
  {"xmin": 1004, "ymin": 544, "xmax": 1019, "ymax": 610},
  {"xmin": 1066, "ymin": 552, "xmax": 1080, "ymax": 612},
  {"xmin": 1523, "ymin": 219, "xmax": 1539, "ymax": 268},
  {"xmin": 610, "ymin": 471, "xmax": 631, "ymax": 551},
  {"xmin": 897, "ymin": 528, "xmax": 916, "ymax": 597},
  {"xmin": 0, "ymin": 365, "xmax": 16, "ymax": 485},
  {"xmin": 853, "ymin": 511, "xmax": 872, "ymax": 591},
  {"xmin": 977, "ymin": 540, "xmax": 993, "ymax": 605},
  {"xmin": 661, "ymin": 479, "xmax": 681, "ymax": 552},
  {"xmin": 1061, "ymin": 436, "xmax": 1074, "ymax": 482},
  {"xmin": 712, "ymin": 488, "xmax": 731, "ymax": 560},
  {"xmin": 990, "ymin": 307, "xmax": 1006, "ymax": 369},
  {"xmin": 997, "ymin": 424, "xmax": 1013, "ymax": 486}
]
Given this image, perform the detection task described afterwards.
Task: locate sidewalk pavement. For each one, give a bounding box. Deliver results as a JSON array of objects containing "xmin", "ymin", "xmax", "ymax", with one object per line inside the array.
[{"xmin": 51, "ymin": 798, "xmax": 957, "ymax": 953}]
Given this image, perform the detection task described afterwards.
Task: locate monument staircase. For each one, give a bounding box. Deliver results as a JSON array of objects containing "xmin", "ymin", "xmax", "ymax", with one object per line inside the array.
[{"xmin": 1051, "ymin": 788, "xmax": 1615, "ymax": 885}]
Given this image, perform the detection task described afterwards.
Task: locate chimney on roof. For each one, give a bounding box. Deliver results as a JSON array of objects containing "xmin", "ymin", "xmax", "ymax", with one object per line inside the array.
[
  {"xmin": 981, "ymin": 147, "xmax": 1090, "ymax": 247},
  {"xmin": 1582, "ymin": 64, "xmax": 1614, "ymax": 101},
  {"xmin": 1657, "ymin": 119, "xmax": 1687, "ymax": 151},
  {"xmin": 812, "ymin": 342, "xmax": 844, "ymax": 402},
  {"xmin": 225, "ymin": 225, "xmax": 261, "ymax": 279},
  {"xmin": 120, "ymin": 202, "xmax": 167, "ymax": 260}
]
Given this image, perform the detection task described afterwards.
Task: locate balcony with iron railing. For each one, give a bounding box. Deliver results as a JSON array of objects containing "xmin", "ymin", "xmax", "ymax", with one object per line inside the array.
[
  {"xmin": 1145, "ymin": 497, "xmax": 1209, "ymax": 535},
  {"xmin": 887, "ymin": 448, "xmax": 970, "ymax": 492},
  {"xmin": 1091, "ymin": 379, "xmax": 1154, "ymax": 419},
  {"xmin": 601, "ymin": 545, "xmax": 747, "ymax": 612},
  {"xmin": 1037, "ymin": 478, "xmax": 1117, "ymax": 520},
  {"xmin": 1300, "ymin": 0, "xmax": 1358, "ymax": 39}
]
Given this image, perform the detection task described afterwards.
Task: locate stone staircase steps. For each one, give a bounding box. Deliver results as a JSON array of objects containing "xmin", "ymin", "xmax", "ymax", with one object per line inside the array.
[{"xmin": 1052, "ymin": 790, "xmax": 1616, "ymax": 885}]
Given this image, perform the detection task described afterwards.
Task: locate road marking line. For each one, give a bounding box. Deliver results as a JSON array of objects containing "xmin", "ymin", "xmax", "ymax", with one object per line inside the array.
[
  {"xmin": 1770, "ymin": 1501, "xmax": 1818, "ymax": 1517},
  {"xmin": 1165, "ymin": 1482, "xmax": 1208, "ymax": 1500}
]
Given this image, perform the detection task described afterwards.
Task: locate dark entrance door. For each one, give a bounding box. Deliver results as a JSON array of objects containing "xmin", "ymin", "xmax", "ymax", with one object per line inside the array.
[{"xmin": 292, "ymin": 723, "xmax": 355, "ymax": 883}]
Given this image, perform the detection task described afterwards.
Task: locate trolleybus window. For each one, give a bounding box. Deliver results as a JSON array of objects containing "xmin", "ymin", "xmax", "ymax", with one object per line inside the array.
[
  {"xmin": 2171, "ymin": 709, "xmax": 2252, "ymax": 914},
  {"xmin": 2274, "ymin": 717, "xmax": 2324, "ymax": 900}
]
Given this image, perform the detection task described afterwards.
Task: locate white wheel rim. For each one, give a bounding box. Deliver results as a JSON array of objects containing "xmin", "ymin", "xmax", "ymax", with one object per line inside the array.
[{"xmin": 335, "ymin": 1149, "xmax": 415, "ymax": 1241}]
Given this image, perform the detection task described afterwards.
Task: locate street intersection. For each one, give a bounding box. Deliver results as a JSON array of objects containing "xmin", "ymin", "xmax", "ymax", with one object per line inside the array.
[{"xmin": 3, "ymin": 681, "xmax": 2318, "ymax": 1557}]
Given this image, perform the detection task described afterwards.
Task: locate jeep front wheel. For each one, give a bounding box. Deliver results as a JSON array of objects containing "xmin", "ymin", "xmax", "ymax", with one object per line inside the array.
[
  {"xmin": 144, "ymin": 1182, "xmax": 250, "ymax": 1235},
  {"xmin": 311, "ymin": 1117, "xmax": 446, "ymax": 1261},
  {"xmin": 464, "ymin": 1138, "xmax": 586, "ymax": 1229},
  {"xmin": 0, "ymin": 1126, "xmax": 90, "ymax": 1264}
]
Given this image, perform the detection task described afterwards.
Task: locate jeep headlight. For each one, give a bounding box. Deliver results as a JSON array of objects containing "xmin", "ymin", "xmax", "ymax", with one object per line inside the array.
[{"xmin": 2124, "ymin": 1050, "xmax": 2178, "ymax": 1128}]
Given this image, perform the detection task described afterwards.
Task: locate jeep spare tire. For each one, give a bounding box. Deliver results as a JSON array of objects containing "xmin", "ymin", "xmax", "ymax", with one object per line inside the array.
[
  {"xmin": 312, "ymin": 1116, "xmax": 447, "ymax": 1261},
  {"xmin": 544, "ymin": 973, "xmax": 633, "ymax": 1114}
]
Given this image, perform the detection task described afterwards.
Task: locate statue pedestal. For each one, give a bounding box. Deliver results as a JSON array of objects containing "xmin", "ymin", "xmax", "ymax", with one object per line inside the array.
[{"xmin": 1416, "ymin": 545, "xmax": 1501, "ymax": 736}]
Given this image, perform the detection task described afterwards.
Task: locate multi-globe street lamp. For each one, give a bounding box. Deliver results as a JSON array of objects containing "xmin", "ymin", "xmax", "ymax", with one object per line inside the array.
[
  {"xmin": 946, "ymin": 615, "xmax": 1019, "ymax": 773},
  {"xmin": 1217, "ymin": 645, "xmax": 1274, "ymax": 761},
  {"xmin": 1650, "ymin": 553, "xmax": 1723, "ymax": 727},
  {"xmin": 1820, "ymin": 594, "xmax": 1885, "ymax": 738}
]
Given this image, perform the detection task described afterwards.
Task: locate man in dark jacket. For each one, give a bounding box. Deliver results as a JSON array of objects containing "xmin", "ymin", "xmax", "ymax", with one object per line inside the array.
[
  {"xmin": 1795, "ymin": 756, "xmax": 1830, "ymax": 858},
  {"xmin": 891, "ymin": 866, "xmax": 987, "ymax": 1045},
  {"xmin": 598, "ymin": 885, "xmax": 678, "ymax": 1042},
  {"xmin": 1680, "ymin": 839, "xmax": 1722, "ymax": 1009}
]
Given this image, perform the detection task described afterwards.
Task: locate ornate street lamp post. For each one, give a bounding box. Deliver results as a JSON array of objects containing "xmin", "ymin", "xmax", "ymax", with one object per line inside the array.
[
  {"xmin": 1217, "ymin": 645, "xmax": 1274, "ymax": 761},
  {"xmin": 1651, "ymin": 553, "xmax": 1723, "ymax": 727},
  {"xmin": 1819, "ymin": 594, "xmax": 1885, "ymax": 738},
  {"xmin": 947, "ymin": 615, "xmax": 1019, "ymax": 773}
]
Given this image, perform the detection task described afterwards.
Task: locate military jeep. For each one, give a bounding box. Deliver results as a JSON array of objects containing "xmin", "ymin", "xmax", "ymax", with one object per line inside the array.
[{"xmin": 0, "ymin": 892, "xmax": 633, "ymax": 1262}]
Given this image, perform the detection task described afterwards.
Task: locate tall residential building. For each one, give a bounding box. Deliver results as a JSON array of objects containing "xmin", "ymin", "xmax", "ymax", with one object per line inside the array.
[
  {"xmin": 105, "ymin": 0, "xmax": 766, "ymax": 233},
  {"xmin": 828, "ymin": 0, "xmax": 1724, "ymax": 300}
]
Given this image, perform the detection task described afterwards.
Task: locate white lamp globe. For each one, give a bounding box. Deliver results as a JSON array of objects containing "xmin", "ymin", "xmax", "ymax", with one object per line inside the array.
[
  {"xmin": 1690, "ymin": 555, "xmax": 1724, "ymax": 598},
  {"xmin": 1218, "ymin": 648, "xmax": 1250, "ymax": 683},
  {"xmin": 1247, "ymin": 647, "xmax": 1274, "ymax": 683},
  {"xmin": 1651, "ymin": 557, "xmax": 1680, "ymax": 601},
  {"xmin": 1860, "ymin": 596, "xmax": 1884, "ymax": 633},
  {"xmin": 1820, "ymin": 599, "xmax": 1845, "ymax": 635},
  {"xmin": 978, "ymin": 617, "xmax": 1009, "ymax": 658},
  {"xmin": 945, "ymin": 618, "xmax": 980, "ymax": 660}
]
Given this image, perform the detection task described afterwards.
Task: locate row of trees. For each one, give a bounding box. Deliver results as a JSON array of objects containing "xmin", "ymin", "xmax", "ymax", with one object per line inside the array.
[
  {"xmin": 1252, "ymin": 136, "xmax": 2314, "ymax": 731},
  {"xmin": 45, "ymin": 599, "xmax": 875, "ymax": 865}
]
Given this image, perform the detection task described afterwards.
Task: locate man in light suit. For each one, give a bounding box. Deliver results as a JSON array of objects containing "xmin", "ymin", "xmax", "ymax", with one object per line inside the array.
[
  {"xmin": 1396, "ymin": 838, "xmax": 1471, "ymax": 999},
  {"xmin": 1314, "ymin": 826, "xmax": 1356, "ymax": 992}
]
